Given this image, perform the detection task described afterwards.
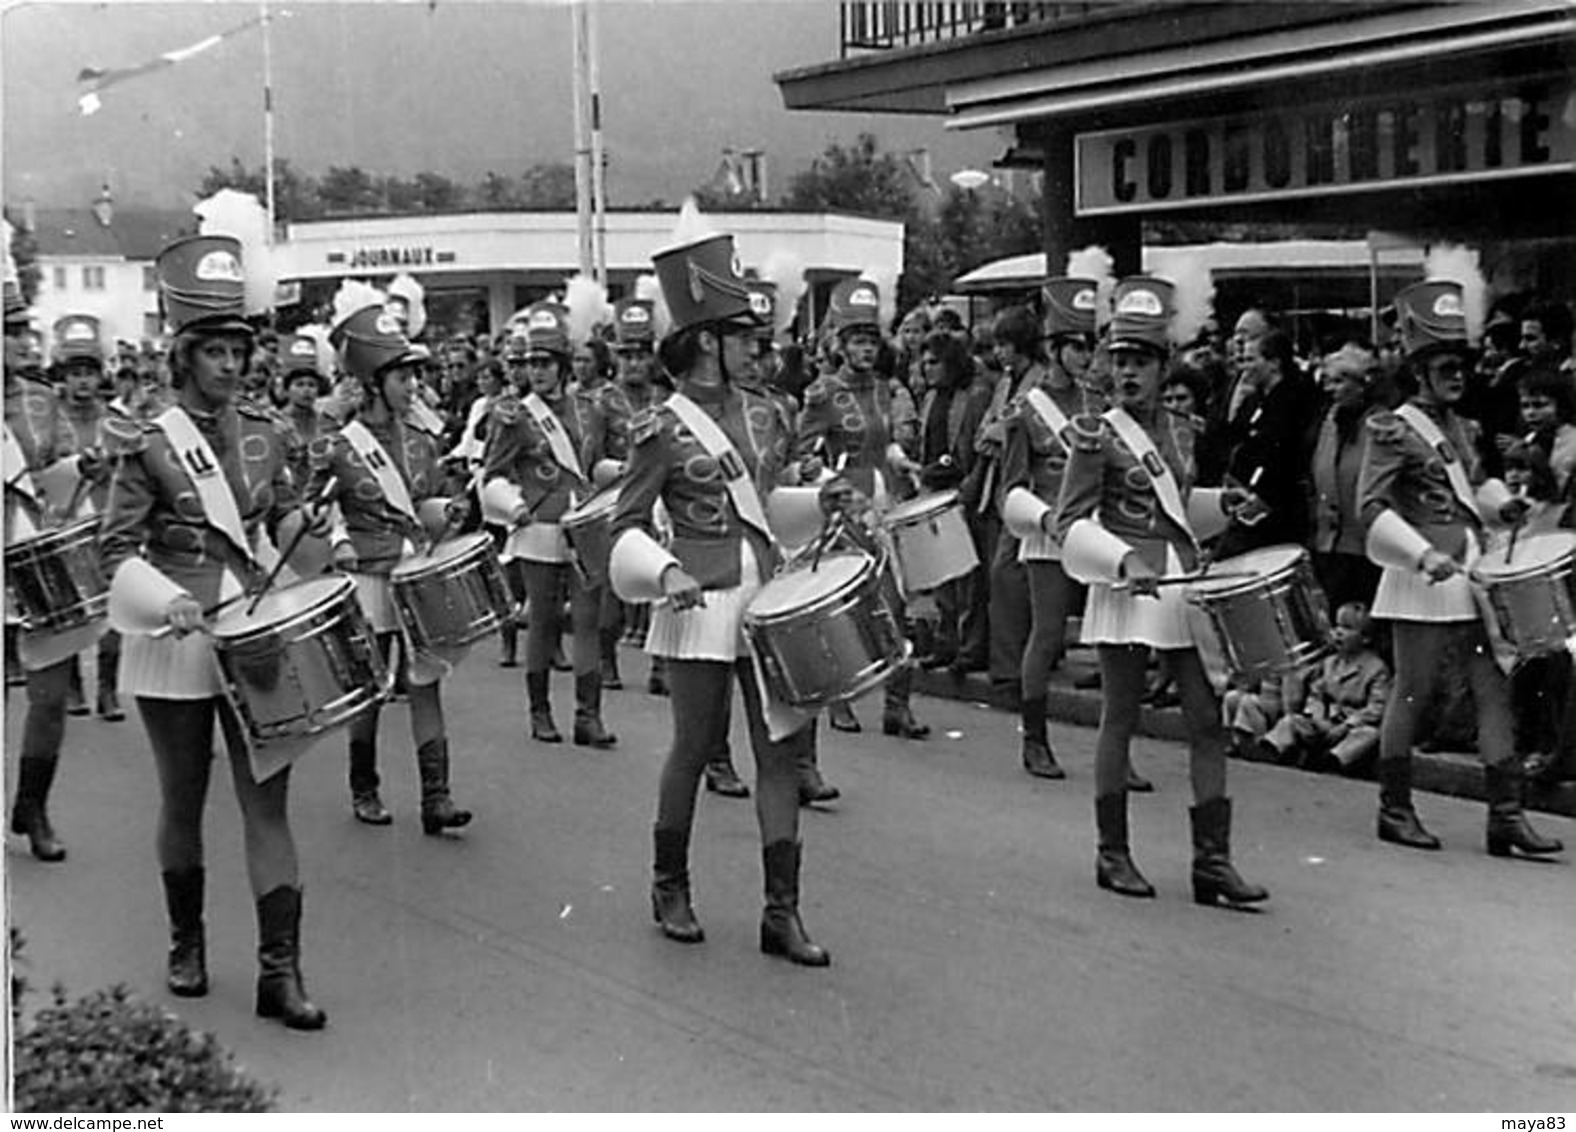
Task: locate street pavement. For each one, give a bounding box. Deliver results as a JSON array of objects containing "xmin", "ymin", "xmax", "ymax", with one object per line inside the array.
[{"xmin": 7, "ymin": 646, "xmax": 1576, "ymax": 1112}]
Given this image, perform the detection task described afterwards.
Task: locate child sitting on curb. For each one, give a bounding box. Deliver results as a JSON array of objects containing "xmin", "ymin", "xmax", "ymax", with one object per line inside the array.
[{"xmin": 1258, "ymin": 602, "xmax": 1391, "ymax": 774}]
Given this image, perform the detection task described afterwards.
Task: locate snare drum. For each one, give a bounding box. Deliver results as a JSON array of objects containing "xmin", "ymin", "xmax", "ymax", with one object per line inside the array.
[
  {"xmin": 743, "ymin": 552, "xmax": 906, "ymax": 708},
  {"xmin": 1473, "ymin": 531, "xmax": 1576, "ymax": 658},
  {"xmin": 1185, "ymin": 544, "xmax": 1331, "ymax": 680},
  {"xmin": 391, "ymin": 532, "xmax": 512, "ymax": 652},
  {"xmin": 4, "ymin": 516, "xmax": 108, "ymax": 634},
  {"xmin": 210, "ymin": 576, "xmax": 391, "ymax": 745},
  {"xmin": 561, "ymin": 484, "xmax": 620, "ymax": 585},
  {"xmin": 883, "ymin": 491, "xmax": 978, "ymax": 593}
]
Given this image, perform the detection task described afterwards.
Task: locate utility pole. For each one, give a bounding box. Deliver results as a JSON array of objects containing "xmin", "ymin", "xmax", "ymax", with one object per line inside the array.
[
  {"xmin": 571, "ymin": 0, "xmax": 594, "ymax": 279},
  {"xmin": 260, "ymin": 0, "xmax": 277, "ymax": 243},
  {"xmin": 588, "ymin": 0, "xmax": 606, "ymax": 285}
]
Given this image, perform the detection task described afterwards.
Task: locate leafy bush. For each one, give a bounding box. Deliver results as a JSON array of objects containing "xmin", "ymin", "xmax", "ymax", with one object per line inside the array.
[{"xmin": 10, "ymin": 932, "xmax": 277, "ymax": 1113}]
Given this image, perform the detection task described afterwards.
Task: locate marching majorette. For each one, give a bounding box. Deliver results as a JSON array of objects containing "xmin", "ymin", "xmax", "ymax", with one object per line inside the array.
[
  {"xmin": 793, "ymin": 277, "xmax": 929, "ymax": 740},
  {"xmin": 99, "ymin": 233, "xmax": 330, "ymax": 1028},
  {"xmin": 609, "ymin": 227, "xmax": 830, "ymax": 965},
  {"xmin": 311, "ymin": 302, "xmax": 475, "ymax": 835},
  {"xmin": 279, "ymin": 330, "xmax": 332, "ymax": 486},
  {"xmin": 1000, "ymin": 277, "xmax": 1105, "ymax": 781},
  {"xmin": 1358, "ymin": 277, "xmax": 1563, "ymax": 860},
  {"xmin": 1053, "ymin": 275, "xmax": 1270, "ymax": 907},
  {"xmin": 481, "ymin": 302, "xmax": 618, "ymax": 748}
]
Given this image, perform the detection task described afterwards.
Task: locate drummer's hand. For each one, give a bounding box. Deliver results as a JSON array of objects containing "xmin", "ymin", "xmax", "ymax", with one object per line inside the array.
[
  {"xmin": 444, "ymin": 495, "xmax": 472, "ymax": 526},
  {"xmin": 509, "ymin": 504, "xmax": 532, "ymax": 528},
  {"xmin": 819, "ymin": 478, "xmax": 859, "ymax": 517},
  {"xmin": 798, "ymin": 455, "xmax": 825, "ymax": 483},
  {"xmin": 301, "ymin": 505, "xmax": 333, "ymax": 539},
  {"xmin": 165, "ymin": 594, "xmax": 205, "ymax": 637},
  {"xmin": 659, "ymin": 563, "xmax": 705, "ymax": 611},
  {"xmin": 332, "ymin": 541, "xmax": 359, "ymax": 571},
  {"xmin": 1419, "ymin": 548, "xmax": 1459, "ymax": 582},
  {"xmin": 1119, "ymin": 552, "xmax": 1161, "ymax": 597},
  {"xmin": 1499, "ymin": 496, "xmax": 1531, "ymax": 525},
  {"xmin": 77, "ymin": 447, "xmax": 110, "ymax": 483}
]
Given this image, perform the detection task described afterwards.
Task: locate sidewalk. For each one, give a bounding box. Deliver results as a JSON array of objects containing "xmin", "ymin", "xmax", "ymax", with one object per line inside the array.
[{"xmin": 913, "ymin": 646, "xmax": 1576, "ymax": 820}]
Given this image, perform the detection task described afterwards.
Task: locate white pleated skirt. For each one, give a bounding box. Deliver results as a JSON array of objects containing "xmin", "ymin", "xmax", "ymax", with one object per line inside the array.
[
  {"xmin": 1080, "ymin": 544, "xmax": 1194, "ymax": 650},
  {"xmin": 502, "ymin": 521, "xmax": 570, "ymax": 564},
  {"xmin": 120, "ymin": 630, "xmax": 222, "ymax": 700},
  {"xmin": 1016, "ymin": 529, "xmax": 1062, "ymax": 562},
  {"xmin": 1371, "ymin": 564, "xmax": 1477, "ymax": 622},
  {"xmin": 646, "ymin": 542, "xmax": 763, "ymax": 662},
  {"xmin": 348, "ymin": 571, "xmax": 400, "ymax": 633}
]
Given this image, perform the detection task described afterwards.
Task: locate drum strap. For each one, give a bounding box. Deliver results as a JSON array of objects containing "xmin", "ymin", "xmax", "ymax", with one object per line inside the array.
[
  {"xmin": 523, "ymin": 393, "xmax": 585, "ymax": 484},
  {"xmin": 1024, "ymin": 387, "xmax": 1072, "ymax": 445},
  {"xmin": 155, "ymin": 406, "xmax": 258, "ymax": 569},
  {"xmin": 1394, "ymin": 405, "xmax": 1480, "ymax": 520},
  {"xmin": 342, "ymin": 420, "xmax": 418, "ymax": 523},
  {"xmin": 1103, "ymin": 407, "xmax": 1199, "ymax": 552},
  {"xmin": 665, "ymin": 392, "xmax": 775, "ymax": 545}
]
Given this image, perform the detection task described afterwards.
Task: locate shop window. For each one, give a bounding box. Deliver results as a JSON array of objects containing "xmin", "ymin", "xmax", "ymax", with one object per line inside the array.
[{"xmin": 82, "ymin": 265, "xmax": 106, "ymax": 291}]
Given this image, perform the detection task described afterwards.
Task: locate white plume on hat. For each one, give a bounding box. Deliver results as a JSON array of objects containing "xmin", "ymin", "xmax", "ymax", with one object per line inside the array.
[
  {"xmin": 330, "ymin": 279, "xmax": 388, "ymax": 335},
  {"xmin": 296, "ymin": 322, "xmax": 337, "ymax": 377},
  {"xmin": 387, "ymin": 273, "xmax": 426, "ymax": 339},
  {"xmin": 759, "ymin": 248, "xmax": 807, "ymax": 337},
  {"xmin": 634, "ymin": 273, "xmax": 672, "ymax": 340},
  {"xmin": 859, "ymin": 268, "xmax": 898, "ymax": 334},
  {"xmin": 564, "ymin": 273, "xmax": 612, "ymax": 346},
  {"xmin": 1065, "ymin": 246, "xmax": 1117, "ymax": 328},
  {"xmin": 1164, "ymin": 250, "xmax": 1216, "ymax": 347},
  {"xmin": 194, "ymin": 188, "xmax": 277, "ymax": 317},
  {"xmin": 667, "ymin": 196, "xmax": 715, "ymax": 249},
  {"xmin": 1424, "ymin": 243, "xmax": 1486, "ymax": 344}
]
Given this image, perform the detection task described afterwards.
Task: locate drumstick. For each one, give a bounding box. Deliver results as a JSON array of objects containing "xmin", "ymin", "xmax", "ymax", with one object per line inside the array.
[
  {"xmin": 245, "ymin": 476, "xmax": 339, "ymax": 617},
  {"xmin": 1111, "ymin": 570, "xmax": 1259, "ymax": 592},
  {"xmin": 1506, "ymin": 487, "xmax": 1527, "ymax": 566}
]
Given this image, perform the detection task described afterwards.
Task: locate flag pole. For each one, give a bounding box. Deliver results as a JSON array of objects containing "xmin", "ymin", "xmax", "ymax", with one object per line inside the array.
[
  {"xmin": 571, "ymin": 0, "xmax": 594, "ymax": 279},
  {"xmin": 588, "ymin": 0, "xmax": 606, "ymax": 287},
  {"xmin": 260, "ymin": 0, "xmax": 277, "ymax": 245}
]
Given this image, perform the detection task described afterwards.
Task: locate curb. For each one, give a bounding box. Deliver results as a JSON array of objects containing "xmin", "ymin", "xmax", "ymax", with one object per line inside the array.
[{"xmin": 913, "ymin": 655, "xmax": 1576, "ymax": 820}]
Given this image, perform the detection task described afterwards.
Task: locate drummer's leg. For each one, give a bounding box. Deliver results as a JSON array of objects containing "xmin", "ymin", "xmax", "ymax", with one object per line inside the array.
[
  {"xmin": 138, "ymin": 696, "xmax": 217, "ymax": 872},
  {"xmin": 407, "ymin": 677, "xmax": 471, "ymax": 833},
  {"xmin": 1093, "ymin": 645, "xmax": 1147, "ymax": 798},
  {"xmin": 522, "ymin": 561, "xmax": 565, "ymax": 739},
  {"xmin": 346, "ymin": 634, "xmax": 391, "ymax": 823},
  {"xmin": 1163, "ymin": 648, "xmax": 1227, "ymax": 804},
  {"xmin": 1376, "ymin": 620, "xmax": 1444, "ymax": 841},
  {"xmin": 570, "ymin": 576, "xmax": 615, "ymax": 746},
  {"xmin": 12, "ymin": 658, "xmax": 75, "ymax": 860},
  {"xmin": 656, "ymin": 659, "xmax": 729, "ymax": 834}
]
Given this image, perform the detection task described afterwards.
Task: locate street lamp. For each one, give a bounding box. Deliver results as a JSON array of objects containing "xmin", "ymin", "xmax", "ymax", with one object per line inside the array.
[{"xmin": 949, "ymin": 169, "xmax": 991, "ymax": 191}]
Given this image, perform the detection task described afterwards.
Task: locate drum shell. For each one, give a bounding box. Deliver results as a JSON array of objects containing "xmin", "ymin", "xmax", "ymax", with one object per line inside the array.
[
  {"xmin": 562, "ymin": 490, "xmax": 618, "ymax": 587},
  {"xmin": 884, "ymin": 493, "xmax": 978, "ymax": 593},
  {"xmin": 391, "ymin": 535, "xmax": 513, "ymax": 651},
  {"xmin": 1476, "ymin": 542, "xmax": 1576, "ymax": 658},
  {"xmin": 211, "ymin": 578, "xmax": 391, "ymax": 744},
  {"xmin": 1186, "ymin": 547, "xmax": 1331, "ymax": 681},
  {"xmin": 744, "ymin": 554, "xmax": 905, "ymax": 709},
  {"xmin": 4, "ymin": 517, "xmax": 108, "ymax": 633}
]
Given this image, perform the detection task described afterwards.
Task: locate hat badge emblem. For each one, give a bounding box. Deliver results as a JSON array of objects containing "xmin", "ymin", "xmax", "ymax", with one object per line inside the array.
[
  {"xmin": 748, "ymin": 292, "xmax": 772, "ymax": 318},
  {"xmin": 64, "ymin": 322, "xmax": 93, "ymax": 341},
  {"xmin": 1072, "ymin": 289, "xmax": 1097, "ymax": 310},
  {"xmin": 1434, "ymin": 294, "xmax": 1464, "ymax": 318},
  {"xmin": 194, "ymin": 251, "xmax": 244, "ymax": 282},
  {"xmin": 291, "ymin": 340, "xmax": 315, "ymax": 357},
  {"xmin": 623, "ymin": 306, "xmax": 650, "ymax": 325},
  {"xmin": 528, "ymin": 309, "xmax": 558, "ymax": 331},
  {"xmin": 374, "ymin": 312, "xmax": 403, "ymax": 335},
  {"xmin": 850, "ymin": 287, "xmax": 877, "ymax": 308},
  {"xmin": 1118, "ymin": 290, "xmax": 1163, "ymax": 316}
]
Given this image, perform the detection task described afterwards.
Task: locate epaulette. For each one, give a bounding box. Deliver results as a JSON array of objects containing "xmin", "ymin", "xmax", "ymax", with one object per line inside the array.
[
  {"xmin": 404, "ymin": 409, "xmax": 442, "ymax": 438},
  {"xmin": 306, "ymin": 433, "xmax": 339, "ymax": 471},
  {"xmin": 100, "ymin": 413, "xmax": 151, "ymax": 457},
  {"xmin": 1365, "ymin": 409, "xmax": 1407, "ymax": 445},
  {"xmin": 629, "ymin": 406, "xmax": 664, "ymax": 447},
  {"xmin": 802, "ymin": 376, "xmax": 833, "ymax": 406},
  {"xmin": 1067, "ymin": 413, "xmax": 1109, "ymax": 453}
]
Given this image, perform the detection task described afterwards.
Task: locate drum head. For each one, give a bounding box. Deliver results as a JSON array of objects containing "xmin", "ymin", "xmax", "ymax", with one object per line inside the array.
[
  {"xmin": 394, "ymin": 532, "xmax": 492, "ymax": 577},
  {"xmin": 6, "ymin": 514, "xmax": 101, "ymax": 556},
  {"xmin": 1190, "ymin": 545, "xmax": 1305, "ymax": 595},
  {"xmin": 565, "ymin": 485, "xmax": 620, "ymax": 524},
  {"xmin": 748, "ymin": 554, "xmax": 871, "ymax": 618},
  {"xmin": 884, "ymin": 491, "xmax": 957, "ymax": 525},
  {"xmin": 213, "ymin": 576, "xmax": 353, "ymax": 637},
  {"xmin": 1476, "ymin": 530, "xmax": 1576, "ymax": 578}
]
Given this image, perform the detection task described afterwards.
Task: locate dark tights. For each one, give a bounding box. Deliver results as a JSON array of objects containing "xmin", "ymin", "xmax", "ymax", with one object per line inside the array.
[
  {"xmin": 1095, "ymin": 645, "xmax": 1227, "ymax": 801},
  {"xmin": 1022, "ymin": 560, "xmax": 1077, "ymax": 702},
  {"xmin": 521, "ymin": 561, "xmax": 599, "ymax": 676},
  {"xmin": 1381, "ymin": 620, "xmax": 1514, "ymax": 769}
]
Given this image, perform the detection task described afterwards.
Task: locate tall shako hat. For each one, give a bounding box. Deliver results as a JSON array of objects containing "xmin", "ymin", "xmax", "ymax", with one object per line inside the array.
[
  {"xmin": 1107, "ymin": 276, "xmax": 1175, "ymax": 355},
  {"xmin": 1042, "ymin": 277, "xmax": 1098, "ymax": 340},
  {"xmin": 827, "ymin": 277, "xmax": 882, "ymax": 338},
  {"xmin": 521, "ymin": 302, "xmax": 571, "ymax": 358},
  {"xmin": 52, "ymin": 314, "xmax": 105, "ymax": 366},
  {"xmin": 613, "ymin": 298, "xmax": 656, "ymax": 349},
  {"xmin": 651, "ymin": 232, "xmax": 757, "ymax": 335},
  {"xmin": 331, "ymin": 305, "xmax": 421, "ymax": 381},
  {"xmin": 280, "ymin": 332, "xmax": 330, "ymax": 393},
  {"xmin": 1394, "ymin": 280, "xmax": 1469, "ymax": 360},
  {"xmin": 156, "ymin": 234, "xmax": 252, "ymax": 336},
  {"xmin": 744, "ymin": 279, "xmax": 777, "ymax": 342}
]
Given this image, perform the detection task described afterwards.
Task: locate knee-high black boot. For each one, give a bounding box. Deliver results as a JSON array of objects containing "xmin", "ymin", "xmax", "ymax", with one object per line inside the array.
[
  {"xmin": 1485, "ymin": 760, "xmax": 1564, "ymax": 858},
  {"xmin": 599, "ymin": 629, "xmax": 623, "ymax": 690},
  {"xmin": 254, "ymin": 885, "xmax": 326, "ymax": 1031},
  {"xmin": 64, "ymin": 656, "xmax": 88, "ymax": 716},
  {"xmin": 704, "ymin": 740, "xmax": 750, "ymax": 798},
  {"xmin": 348, "ymin": 738, "xmax": 390, "ymax": 825},
  {"xmin": 499, "ymin": 620, "xmax": 519, "ymax": 668},
  {"xmin": 418, "ymin": 739, "xmax": 473, "ymax": 836},
  {"xmin": 1095, "ymin": 793, "xmax": 1153, "ymax": 897},
  {"xmin": 795, "ymin": 725, "xmax": 839, "ymax": 805},
  {"xmin": 1020, "ymin": 696, "xmax": 1064, "ymax": 779},
  {"xmin": 1377, "ymin": 758, "xmax": 1440, "ymax": 849},
  {"xmin": 760, "ymin": 840, "xmax": 829, "ymax": 966},
  {"xmin": 573, "ymin": 672, "xmax": 616, "ymax": 748},
  {"xmin": 527, "ymin": 670, "xmax": 562, "ymax": 742},
  {"xmin": 161, "ymin": 867, "xmax": 208, "ymax": 997},
  {"xmin": 1189, "ymin": 797, "xmax": 1270, "ymax": 907},
  {"xmin": 96, "ymin": 632, "xmax": 124, "ymax": 721},
  {"xmin": 10, "ymin": 757, "xmax": 66, "ymax": 862},
  {"xmin": 881, "ymin": 667, "xmax": 929, "ymax": 739},
  {"xmin": 652, "ymin": 826, "xmax": 704, "ymax": 943}
]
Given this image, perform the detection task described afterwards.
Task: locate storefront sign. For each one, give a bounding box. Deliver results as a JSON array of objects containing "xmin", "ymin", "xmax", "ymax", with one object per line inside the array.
[
  {"xmin": 1075, "ymin": 77, "xmax": 1574, "ymax": 215},
  {"xmin": 327, "ymin": 246, "xmax": 443, "ymax": 269}
]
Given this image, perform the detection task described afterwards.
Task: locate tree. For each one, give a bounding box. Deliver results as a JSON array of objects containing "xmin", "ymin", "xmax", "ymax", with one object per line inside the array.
[
  {"xmin": 412, "ymin": 171, "xmax": 462, "ymax": 213},
  {"xmin": 4, "ymin": 208, "xmax": 41, "ymax": 306},
  {"xmin": 782, "ymin": 133, "xmax": 916, "ymax": 222},
  {"xmin": 318, "ymin": 166, "xmax": 382, "ymax": 215},
  {"xmin": 517, "ymin": 163, "xmax": 577, "ymax": 210}
]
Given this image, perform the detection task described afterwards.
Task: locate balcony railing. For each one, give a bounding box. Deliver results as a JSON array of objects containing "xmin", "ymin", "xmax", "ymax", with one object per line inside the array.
[{"xmin": 840, "ymin": 2, "xmax": 1100, "ymax": 56}]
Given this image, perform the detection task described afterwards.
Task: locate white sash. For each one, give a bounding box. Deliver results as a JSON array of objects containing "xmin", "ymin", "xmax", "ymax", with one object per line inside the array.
[
  {"xmin": 1394, "ymin": 404, "xmax": 1479, "ymax": 518},
  {"xmin": 3, "ymin": 423, "xmax": 37, "ymax": 501},
  {"xmin": 342, "ymin": 420, "xmax": 417, "ymax": 522},
  {"xmin": 155, "ymin": 406, "xmax": 257, "ymax": 567},
  {"xmin": 1024, "ymin": 387, "xmax": 1072, "ymax": 447},
  {"xmin": 664, "ymin": 392, "xmax": 774, "ymax": 544},
  {"xmin": 1103, "ymin": 407, "xmax": 1197, "ymax": 548},
  {"xmin": 523, "ymin": 392, "xmax": 585, "ymax": 483}
]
